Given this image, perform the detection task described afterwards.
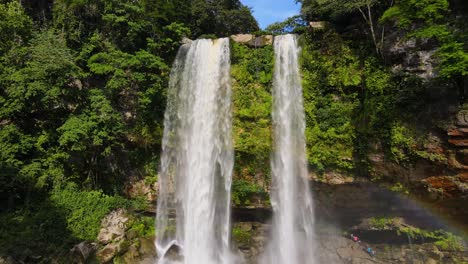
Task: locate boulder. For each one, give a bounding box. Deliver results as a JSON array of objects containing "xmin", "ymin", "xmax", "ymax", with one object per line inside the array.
[
  {"xmin": 97, "ymin": 209, "xmax": 129, "ymax": 244},
  {"xmin": 122, "ymin": 244, "xmax": 140, "ymax": 263},
  {"xmin": 96, "ymin": 240, "xmax": 126, "ymax": 263},
  {"xmin": 163, "ymin": 242, "xmax": 183, "ymax": 262},
  {"xmin": 138, "ymin": 237, "xmax": 157, "ymax": 257},
  {"xmin": 70, "ymin": 241, "xmax": 97, "ymax": 264}
]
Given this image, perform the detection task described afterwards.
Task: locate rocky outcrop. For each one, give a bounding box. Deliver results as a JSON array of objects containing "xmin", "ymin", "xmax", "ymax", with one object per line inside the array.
[
  {"xmin": 96, "ymin": 209, "xmax": 130, "ymax": 262},
  {"xmin": 310, "ymin": 170, "xmax": 355, "ymax": 185},
  {"xmin": 417, "ymin": 109, "xmax": 468, "ymax": 199},
  {"xmin": 385, "ymin": 32, "xmax": 438, "ymax": 81},
  {"xmin": 70, "ymin": 242, "xmax": 97, "ymax": 264},
  {"xmin": 234, "ymin": 220, "xmax": 467, "ymax": 264},
  {"xmin": 125, "ymin": 179, "xmax": 158, "ymax": 206},
  {"xmin": 96, "ymin": 209, "xmax": 157, "ymax": 263},
  {"xmin": 97, "ymin": 209, "xmax": 129, "ymax": 245},
  {"xmin": 230, "ymin": 34, "xmax": 273, "ymax": 47},
  {"xmin": 309, "ymin": 21, "xmax": 326, "ymax": 30}
]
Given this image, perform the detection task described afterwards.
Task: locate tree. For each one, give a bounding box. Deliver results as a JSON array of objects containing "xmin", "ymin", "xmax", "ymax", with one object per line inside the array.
[
  {"xmin": 265, "ymin": 15, "xmax": 308, "ymax": 34},
  {"xmin": 191, "ymin": 0, "xmax": 259, "ymax": 37},
  {"xmin": 0, "ymin": 1, "xmax": 32, "ymax": 55},
  {"xmin": 298, "ymin": 0, "xmax": 392, "ymax": 56}
]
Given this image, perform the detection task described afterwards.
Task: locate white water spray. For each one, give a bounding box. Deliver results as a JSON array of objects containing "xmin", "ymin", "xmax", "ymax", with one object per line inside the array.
[
  {"xmin": 261, "ymin": 34, "xmax": 317, "ymax": 264},
  {"xmin": 155, "ymin": 38, "xmax": 236, "ymax": 264}
]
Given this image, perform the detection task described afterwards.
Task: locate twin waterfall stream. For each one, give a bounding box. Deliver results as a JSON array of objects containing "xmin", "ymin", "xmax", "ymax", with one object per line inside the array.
[{"xmin": 156, "ymin": 35, "xmax": 317, "ymax": 264}]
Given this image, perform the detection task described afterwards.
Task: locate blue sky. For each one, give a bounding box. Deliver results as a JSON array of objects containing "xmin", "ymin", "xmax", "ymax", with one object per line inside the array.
[{"xmin": 240, "ymin": 0, "xmax": 301, "ymax": 29}]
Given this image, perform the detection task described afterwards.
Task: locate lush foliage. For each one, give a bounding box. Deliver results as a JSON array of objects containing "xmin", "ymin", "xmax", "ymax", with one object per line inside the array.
[
  {"xmin": 231, "ymin": 42, "xmax": 273, "ymax": 197},
  {"xmin": 381, "ymin": 0, "xmax": 468, "ymax": 83},
  {"xmin": 0, "ymin": 0, "xmax": 258, "ymax": 258}
]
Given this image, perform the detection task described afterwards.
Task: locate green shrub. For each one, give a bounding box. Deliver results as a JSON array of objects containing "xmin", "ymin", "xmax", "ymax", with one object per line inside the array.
[
  {"xmin": 50, "ymin": 183, "xmax": 128, "ymax": 241},
  {"xmin": 232, "ymin": 227, "xmax": 252, "ymax": 245},
  {"xmin": 231, "ymin": 179, "xmax": 266, "ymax": 206},
  {"xmin": 369, "ymin": 217, "xmax": 395, "ymax": 229},
  {"xmin": 128, "ymin": 216, "xmax": 155, "ymax": 238}
]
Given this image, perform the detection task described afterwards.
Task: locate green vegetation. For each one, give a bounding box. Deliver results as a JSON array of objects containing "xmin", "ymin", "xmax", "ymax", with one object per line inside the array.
[
  {"xmin": 369, "ymin": 217, "xmax": 396, "ymax": 229},
  {"xmin": 0, "ymin": 0, "xmax": 258, "ymax": 258},
  {"xmin": 1, "ymin": 0, "xmax": 468, "ymax": 260},
  {"xmin": 368, "ymin": 217, "xmax": 465, "ymax": 251},
  {"xmin": 127, "ymin": 215, "xmax": 155, "ymax": 238},
  {"xmin": 231, "ymin": 42, "xmax": 273, "ymax": 202},
  {"xmin": 231, "ymin": 179, "xmax": 267, "ymax": 206},
  {"xmin": 232, "ymin": 226, "xmax": 252, "ymax": 245},
  {"xmin": 297, "ymin": 0, "xmax": 467, "ymax": 178}
]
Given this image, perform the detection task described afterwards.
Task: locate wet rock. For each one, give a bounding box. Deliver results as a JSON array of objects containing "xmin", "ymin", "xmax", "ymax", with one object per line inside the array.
[
  {"xmin": 311, "ymin": 171, "xmax": 355, "ymax": 185},
  {"xmin": 164, "ymin": 243, "xmax": 183, "ymax": 262},
  {"xmin": 422, "ymin": 173, "xmax": 468, "ymax": 198},
  {"xmin": 122, "ymin": 244, "xmax": 140, "ymax": 263},
  {"xmin": 138, "ymin": 237, "xmax": 157, "ymax": 257},
  {"xmin": 239, "ymin": 222, "xmax": 253, "ymax": 232},
  {"xmin": 96, "ymin": 240, "xmax": 127, "ymax": 263},
  {"xmin": 70, "ymin": 241, "xmax": 97, "ymax": 264}
]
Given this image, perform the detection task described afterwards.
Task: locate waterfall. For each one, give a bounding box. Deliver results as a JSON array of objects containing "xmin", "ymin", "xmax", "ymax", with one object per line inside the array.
[
  {"xmin": 155, "ymin": 38, "xmax": 236, "ymax": 264},
  {"xmin": 261, "ymin": 34, "xmax": 317, "ymax": 264}
]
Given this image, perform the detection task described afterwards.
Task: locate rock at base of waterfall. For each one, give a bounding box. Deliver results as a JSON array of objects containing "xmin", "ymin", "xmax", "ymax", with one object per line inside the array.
[
  {"xmin": 164, "ymin": 243, "xmax": 184, "ymax": 262},
  {"xmin": 97, "ymin": 240, "xmax": 127, "ymax": 263},
  {"xmin": 70, "ymin": 241, "xmax": 97, "ymax": 264}
]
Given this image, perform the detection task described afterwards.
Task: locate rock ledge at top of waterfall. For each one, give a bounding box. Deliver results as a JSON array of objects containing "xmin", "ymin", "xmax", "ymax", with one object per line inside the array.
[{"xmin": 230, "ymin": 34, "xmax": 273, "ymax": 47}]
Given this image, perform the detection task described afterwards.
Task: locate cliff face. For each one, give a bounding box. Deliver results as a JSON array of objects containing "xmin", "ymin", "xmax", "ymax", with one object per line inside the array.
[{"xmin": 364, "ymin": 108, "xmax": 468, "ymax": 201}]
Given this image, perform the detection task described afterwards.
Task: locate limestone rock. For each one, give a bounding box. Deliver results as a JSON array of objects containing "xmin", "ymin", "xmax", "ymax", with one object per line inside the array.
[
  {"xmin": 309, "ymin": 21, "xmax": 326, "ymax": 30},
  {"xmin": 139, "ymin": 237, "xmax": 157, "ymax": 257},
  {"xmin": 385, "ymin": 33, "xmax": 438, "ymax": 80},
  {"xmin": 181, "ymin": 37, "xmax": 192, "ymax": 45},
  {"xmin": 122, "ymin": 244, "xmax": 140, "ymax": 263},
  {"xmin": 96, "ymin": 240, "xmax": 126, "ymax": 263},
  {"xmin": 125, "ymin": 179, "xmax": 158, "ymax": 207},
  {"xmin": 457, "ymin": 110, "xmax": 468, "ymax": 127},
  {"xmin": 70, "ymin": 241, "xmax": 97, "ymax": 264},
  {"xmin": 230, "ymin": 34, "xmax": 273, "ymax": 47},
  {"xmin": 98, "ymin": 208, "xmax": 129, "ymax": 245},
  {"xmin": 231, "ymin": 34, "xmax": 254, "ymax": 43}
]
